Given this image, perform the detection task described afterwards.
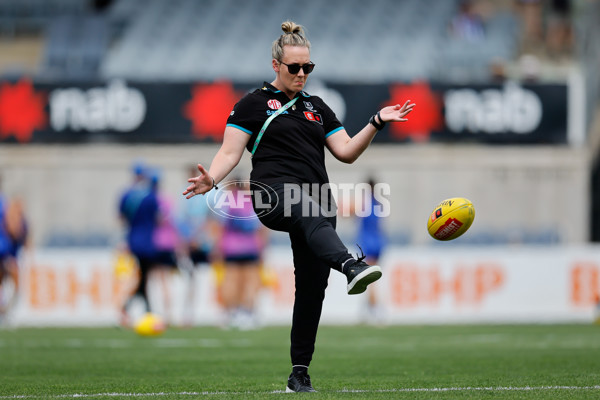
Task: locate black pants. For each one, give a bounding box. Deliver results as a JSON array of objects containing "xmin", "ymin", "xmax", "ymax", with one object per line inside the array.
[
  {"xmin": 253, "ymin": 182, "xmax": 352, "ymax": 367},
  {"xmin": 124, "ymin": 254, "xmax": 154, "ymax": 313}
]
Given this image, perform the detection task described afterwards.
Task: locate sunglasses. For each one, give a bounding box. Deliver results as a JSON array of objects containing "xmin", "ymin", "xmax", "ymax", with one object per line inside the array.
[{"xmin": 279, "ymin": 61, "xmax": 315, "ymax": 74}]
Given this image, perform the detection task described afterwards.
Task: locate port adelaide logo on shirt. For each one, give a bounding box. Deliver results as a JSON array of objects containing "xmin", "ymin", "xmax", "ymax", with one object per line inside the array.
[{"xmin": 302, "ymin": 101, "xmax": 322, "ymax": 125}]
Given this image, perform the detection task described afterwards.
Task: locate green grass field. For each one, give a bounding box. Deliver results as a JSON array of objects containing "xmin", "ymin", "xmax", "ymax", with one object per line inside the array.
[{"xmin": 1, "ymin": 324, "xmax": 599, "ymax": 399}]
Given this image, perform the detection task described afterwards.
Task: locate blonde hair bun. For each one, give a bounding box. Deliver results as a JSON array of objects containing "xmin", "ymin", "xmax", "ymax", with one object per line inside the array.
[
  {"xmin": 272, "ymin": 21, "xmax": 311, "ymax": 60},
  {"xmin": 281, "ymin": 21, "xmax": 304, "ymax": 36}
]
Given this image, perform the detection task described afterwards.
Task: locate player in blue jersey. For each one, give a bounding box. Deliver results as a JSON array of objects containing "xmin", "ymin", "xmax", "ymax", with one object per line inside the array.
[
  {"xmin": 118, "ymin": 162, "xmax": 159, "ymax": 326},
  {"xmin": 356, "ymin": 178, "xmax": 387, "ymax": 325},
  {"xmin": 0, "ymin": 191, "xmax": 11, "ymax": 317},
  {"xmin": 176, "ymin": 165, "xmax": 217, "ymax": 326},
  {"xmin": 0, "ymin": 179, "xmax": 28, "ymax": 320}
]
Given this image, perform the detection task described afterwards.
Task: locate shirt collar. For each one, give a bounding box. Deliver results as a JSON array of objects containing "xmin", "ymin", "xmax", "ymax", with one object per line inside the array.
[
  {"xmin": 261, "ymin": 82, "xmax": 310, "ymax": 98},
  {"xmin": 261, "ymin": 82, "xmax": 281, "ymax": 93}
]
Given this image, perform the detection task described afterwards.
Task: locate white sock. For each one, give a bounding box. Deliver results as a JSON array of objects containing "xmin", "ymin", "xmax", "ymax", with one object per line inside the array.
[{"xmin": 341, "ymin": 258, "xmax": 354, "ymax": 273}]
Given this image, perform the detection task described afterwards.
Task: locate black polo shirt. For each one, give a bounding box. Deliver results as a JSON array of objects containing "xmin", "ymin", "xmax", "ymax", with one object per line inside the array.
[{"xmin": 226, "ymin": 82, "xmax": 344, "ymax": 185}]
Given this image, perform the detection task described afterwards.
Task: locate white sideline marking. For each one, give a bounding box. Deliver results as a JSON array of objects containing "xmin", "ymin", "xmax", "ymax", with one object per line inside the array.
[{"xmin": 1, "ymin": 386, "xmax": 599, "ymax": 398}]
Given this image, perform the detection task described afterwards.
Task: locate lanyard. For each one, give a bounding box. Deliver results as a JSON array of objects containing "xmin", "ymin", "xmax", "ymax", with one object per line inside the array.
[{"xmin": 251, "ymin": 96, "xmax": 298, "ymax": 158}]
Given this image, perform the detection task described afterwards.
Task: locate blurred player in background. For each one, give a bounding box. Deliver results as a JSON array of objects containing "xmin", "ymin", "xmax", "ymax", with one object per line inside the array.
[
  {"xmin": 183, "ymin": 21, "xmax": 415, "ymax": 392},
  {"xmin": 215, "ymin": 179, "xmax": 268, "ymax": 330},
  {"xmin": 176, "ymin": 165, "xmax": 216, "ymax": 326},
  {"xmin": 355, "ymin": 178, "xmax": 387, "ymax": 325},
  {"xmin": 0, "ymin": 188, "xmax": 10, "ymax": 318},
  {"xmin": 118, "ymin": 162, "xmax": 159, "ymax": 326},
  {"xmin": 149, "ymin": 169, "xmax": 180, "ymax": 325},
  {"xmin": 0, "ymin": 182, "xmax": 28, "ymax": 321}
]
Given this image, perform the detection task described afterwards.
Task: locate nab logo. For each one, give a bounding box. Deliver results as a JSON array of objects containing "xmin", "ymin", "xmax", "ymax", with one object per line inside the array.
[
  {"xmin": 50, "ymin": 80, "xmax": 145, "ymax": 132},
  {"xmin": 0, "ymin": 79, "xmax": 47, "ymax": 142},
  {"xmin": 384, "ymin": 81, "xmax": 444, "ymax": 142},
  {"xmin": 444, "ymin": 82, "xmax": 542, "ymax": 134},
  {"xmin": 183, "ymin": 81, "xmax": 244, "ymax": 141}
]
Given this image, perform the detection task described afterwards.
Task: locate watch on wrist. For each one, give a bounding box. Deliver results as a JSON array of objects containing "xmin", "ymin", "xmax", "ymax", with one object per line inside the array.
[{"xmin": 369, "ymin": 111, "xmax": 386, "ymax": 130}]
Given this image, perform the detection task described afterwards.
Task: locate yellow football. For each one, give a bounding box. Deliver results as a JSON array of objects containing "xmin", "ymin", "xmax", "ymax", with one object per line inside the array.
[
  {"xmin": 134, "ymin": 313, "xmax": 167, "ymax": 336},
  {"xmin": 427, "ymin": 197, "xmax": 475, "ymax": 241}
]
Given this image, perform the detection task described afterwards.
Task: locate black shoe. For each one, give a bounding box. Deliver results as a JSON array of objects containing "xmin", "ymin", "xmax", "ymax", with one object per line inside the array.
[
  {"xmin": 286, "ymin": 370, "xmax": 316, "ymax": 392},
  {"xmin": 344, "ymin": 253, "xmax": 382, "ymax": 295}
]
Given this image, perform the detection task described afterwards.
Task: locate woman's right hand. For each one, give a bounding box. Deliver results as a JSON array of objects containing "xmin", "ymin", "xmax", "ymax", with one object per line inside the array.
[{"xmin": 183, "ymin": 164, "xmax": 214, "ymax": 199}]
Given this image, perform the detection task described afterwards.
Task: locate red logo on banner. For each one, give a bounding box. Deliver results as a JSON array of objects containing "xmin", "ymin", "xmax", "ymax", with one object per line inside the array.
[
  {"xmin": 384, "ymin": 81, "xmax": 444, "ymax": 142},
  {"xmin": 183, "ymin": 81, "xmax": 243, "ymax": 141},
  {"xmin": 0, "ymin": 79, "xmax": 46, "ymax": 142}
]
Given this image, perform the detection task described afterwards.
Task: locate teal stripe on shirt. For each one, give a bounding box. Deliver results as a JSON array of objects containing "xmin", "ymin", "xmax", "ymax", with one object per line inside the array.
[
  {"xmin": 226, "ymin": 123, "xmax": 252, "ymax": 135},
  {"xmin": 325, "ymin": 126, "xmax": 344, "ymax": 138}
]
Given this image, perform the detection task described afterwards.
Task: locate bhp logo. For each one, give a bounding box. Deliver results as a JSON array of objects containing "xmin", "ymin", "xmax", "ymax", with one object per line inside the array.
[
  {"xmin": 26, "ymin": 266, "xmax": 133, "ymax": 309},
  {"xmin": 390, "ymin": 263, "xmax": 505, "ymax": 306},
  {"xmin": 570, "ymin": 262, "xmax": 600, "ymax": 306}
]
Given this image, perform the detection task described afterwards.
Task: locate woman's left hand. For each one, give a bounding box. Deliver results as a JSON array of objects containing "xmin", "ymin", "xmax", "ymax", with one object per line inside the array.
[{"xmin": 379, "ymin": 100, "xmax": 416, "ymax": 123}]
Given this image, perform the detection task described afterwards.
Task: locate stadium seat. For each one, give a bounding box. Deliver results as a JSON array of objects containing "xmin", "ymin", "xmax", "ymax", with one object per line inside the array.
[{"xmin": 94, "ymin": 0, "xmax": 520, "ymax": 83}]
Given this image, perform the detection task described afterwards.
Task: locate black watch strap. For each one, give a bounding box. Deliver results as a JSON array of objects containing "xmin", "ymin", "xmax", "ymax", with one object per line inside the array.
[{"xmin": 369, "ymin": 112, "xmax": 386, "ymax": 130}]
